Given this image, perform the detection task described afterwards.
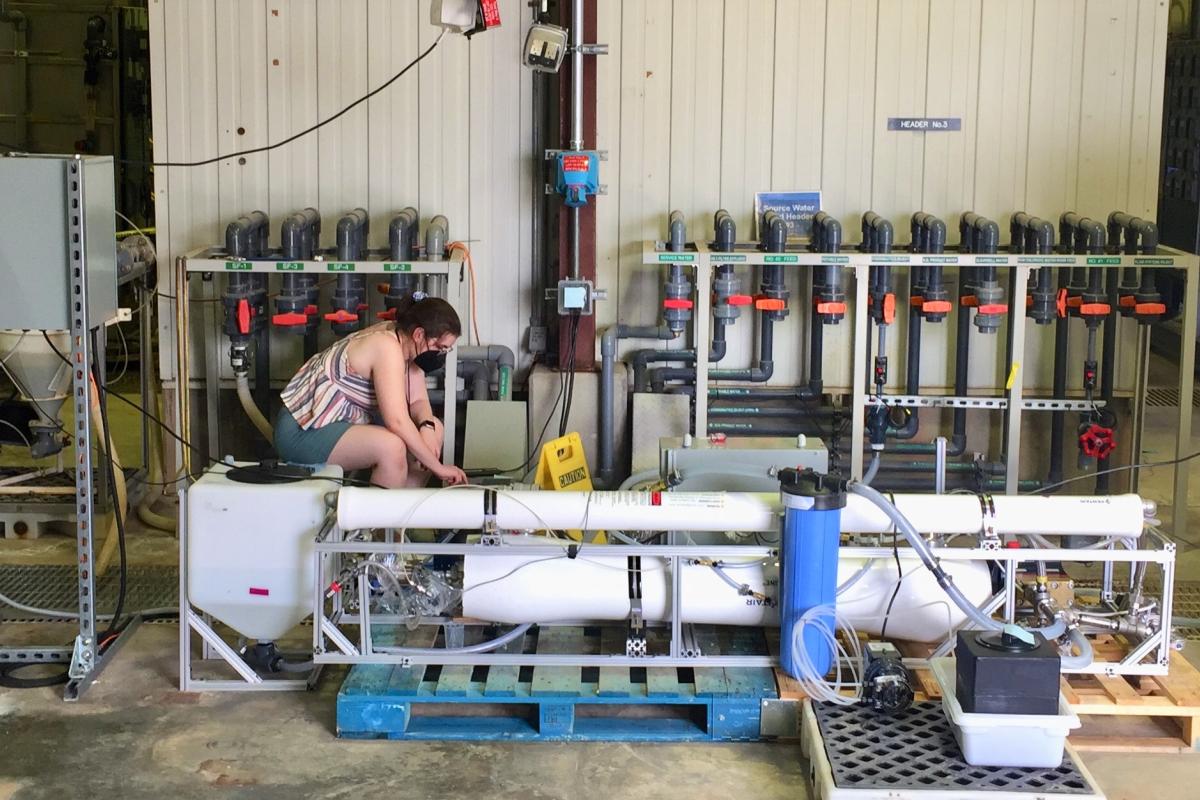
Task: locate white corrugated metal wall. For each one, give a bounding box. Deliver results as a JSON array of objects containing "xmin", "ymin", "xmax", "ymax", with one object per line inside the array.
[{"xmin": 151, "ymin": 0, "xmax": 1168, "ymax": 393}]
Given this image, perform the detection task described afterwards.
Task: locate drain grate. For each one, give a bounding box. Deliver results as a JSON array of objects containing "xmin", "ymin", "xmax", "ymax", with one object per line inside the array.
[
  {"xmin": 0, "ymin": 564, "xmax": 177, "ymax": 622},
  {"xmin": 814, "ymin": 702, "xmax": 1093, "ymax": 794},
  {"xmin": 1145, "ymin": 386, "xmax": 1200, "ymax": 408}
]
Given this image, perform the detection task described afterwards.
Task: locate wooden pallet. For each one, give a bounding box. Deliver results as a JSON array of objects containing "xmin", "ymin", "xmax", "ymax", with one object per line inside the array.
[
  {"xmin": 337, "ymin": 625, "xmax": 778, "ymax": 742},
  {"xmin": 777, "ymin": 635, "xmax": 1200, "ymax": 752}
]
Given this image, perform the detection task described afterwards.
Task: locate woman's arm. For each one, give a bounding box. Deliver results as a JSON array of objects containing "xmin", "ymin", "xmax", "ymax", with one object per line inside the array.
[{"xmin": 369, "ymin": 337, "xmax": 448, "ymax": 475}]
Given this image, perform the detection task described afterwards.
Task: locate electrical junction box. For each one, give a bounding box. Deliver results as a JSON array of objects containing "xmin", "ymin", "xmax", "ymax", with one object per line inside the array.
[
  {"xmin": 554, "ymin": 150, "xmax": 600, "ymax": 207},
  {"xmin": 0, "ymin": 154, "xmax": 118, "ymax": 330},
  {"xmin": 524, "ymin": 22, "xmax": 568, "ymax": 72},
  {"xmin": 187, "ymin": 462, "xmax": 343, "ymax": 642},
  {"xmin": 556, "ymin": 278, "xmax": 596, "ymax": 316},
  {"xmin": 660, "ymin": 435, "xmax": 829, "ymax": 492}
]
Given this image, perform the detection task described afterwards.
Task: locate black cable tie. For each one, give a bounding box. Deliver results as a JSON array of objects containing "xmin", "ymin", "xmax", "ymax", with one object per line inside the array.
[{"xmin": 567, "ymin": 544, "xmax": 579, "ymax": 559}]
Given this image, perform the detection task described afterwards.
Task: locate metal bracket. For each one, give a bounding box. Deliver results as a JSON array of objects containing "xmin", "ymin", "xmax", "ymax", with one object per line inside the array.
[{"xmin": 866, "ymin": 394, "xmax": 1105, "ymax": 411}]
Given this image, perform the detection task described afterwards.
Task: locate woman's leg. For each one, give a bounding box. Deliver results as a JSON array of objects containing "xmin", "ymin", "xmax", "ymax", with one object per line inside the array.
[{"xmin": 327, "ymin": 423, "xmax": 409, "ymax": 488}]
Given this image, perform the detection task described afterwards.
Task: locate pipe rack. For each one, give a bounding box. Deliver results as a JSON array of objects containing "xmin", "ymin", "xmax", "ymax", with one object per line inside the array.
[
  {"xmin": 639, "ymin": 237, "xmax": 1199, "ymax": 543},
  {"xmin": 178, "ymin": 236, "xmax": 468, "ymax": 464}
]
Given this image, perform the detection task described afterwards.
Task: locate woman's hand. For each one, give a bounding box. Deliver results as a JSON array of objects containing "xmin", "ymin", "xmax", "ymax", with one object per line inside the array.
[{"xmin": 435, "ymin": 464, "xmax": 468, "ymax": 486}]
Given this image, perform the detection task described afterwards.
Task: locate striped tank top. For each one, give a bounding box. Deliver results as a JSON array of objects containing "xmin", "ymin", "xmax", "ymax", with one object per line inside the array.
[{"xmin": 281, "ymin": 328, "xmax": 386, "ymax": 429}]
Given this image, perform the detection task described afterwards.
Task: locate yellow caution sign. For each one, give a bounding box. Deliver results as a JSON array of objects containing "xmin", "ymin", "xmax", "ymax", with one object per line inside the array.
[{"xmin": 534, "ymin": 432, "xmax": 605, "ymax": 542}]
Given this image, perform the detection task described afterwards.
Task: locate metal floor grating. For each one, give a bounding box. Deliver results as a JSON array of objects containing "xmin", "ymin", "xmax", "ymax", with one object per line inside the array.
[
  {"xmin": 1145, "ymin": 385, "xmax": 1200, "ymax": 408},
  {"xmin": 814, "ymin": 702, "xmax": 1093, "ymax": 795},
  {"xmin": 0, "ymin": 564, "xmax": 177, "ymax": 622}
]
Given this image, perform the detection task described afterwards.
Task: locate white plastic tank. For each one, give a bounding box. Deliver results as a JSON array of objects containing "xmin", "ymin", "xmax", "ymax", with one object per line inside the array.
[
  {"xmin": 187, "ymin": 463, "xmax": 342, "ymax": 641},
  {"xmin": 0, "ymin": 329, "xmax": 70, "ymax": 426}
]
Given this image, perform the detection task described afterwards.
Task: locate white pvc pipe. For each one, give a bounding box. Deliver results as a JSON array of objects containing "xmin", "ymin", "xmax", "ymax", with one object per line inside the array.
[
  {"xmin": 461, "ymin": 543, "xmax": 991, "ymax": 643},
  {"xmin": 337, "ymin": 487, "xmax": 1148, "ymax": 538}
]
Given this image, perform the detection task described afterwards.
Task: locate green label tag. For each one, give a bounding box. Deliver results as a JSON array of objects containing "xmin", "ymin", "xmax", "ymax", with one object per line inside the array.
[
  {"xmin": 923, "ymin": 256, "xmax": 958, "ymax": 264},
  {"xmin": 765, "ymin": 254, "xmax": 799, "ymax": 263},
  {"xmin": 975, "ymin": 256, "xmax": 1009, "ymax": 264},
  {"xmin": 1086, "ymin": 257, "xmax": 1121, "ymax": 265},
  {"xmin": 1134, "ymin": 257, "xmax": 1174, "ymax": 266},
  {"xmin": 276, "ymin": 262, "xmax": 304, "ymax": 271},
  {"xmin": 710, "ymin": 254, "xmax": 747, "ymax": 263},
  {"xmin": 224, "ymin": 261, "xmax": 252, "ymax": 271},
  {"xmin": 874, "ymin": 255, "xmax": 910, "ymax": 263},
  {"xmin": 327, "ymin": 262, "xmax": 355, "ymax": 272},
  {"xmin": 820, "ymin": 255, "xmax": 849, "ymax": 264},
  {"xmin": 384, "ymin": 262, "xmax": 413, "ymax": 272},
  {"xmin": 1017, "ymin": 256, "xmax": 1075, "ymax": 264},
  {"xmin": 658, "ymin": 253, "xmax": 695, "ymax": 262}
]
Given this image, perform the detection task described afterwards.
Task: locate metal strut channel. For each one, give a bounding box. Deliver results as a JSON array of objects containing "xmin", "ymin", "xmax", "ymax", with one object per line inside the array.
[{"xmin": 625, "ymin": 555, "xmax": 646, "ymax": 657}]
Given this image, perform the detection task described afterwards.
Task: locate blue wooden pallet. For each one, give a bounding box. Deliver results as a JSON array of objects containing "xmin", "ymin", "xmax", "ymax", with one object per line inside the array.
[{"xmin": 337, "ymin": 625, "xmax": 779, "ymax": 742}]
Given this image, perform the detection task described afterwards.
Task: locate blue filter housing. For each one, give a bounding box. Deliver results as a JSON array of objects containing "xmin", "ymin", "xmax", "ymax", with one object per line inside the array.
[{"xmin": 778, "ymin": 468, "xmax": 847, "ymax": 680}]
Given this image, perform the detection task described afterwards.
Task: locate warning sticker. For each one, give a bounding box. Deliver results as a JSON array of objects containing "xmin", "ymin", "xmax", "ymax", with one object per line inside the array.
[{"xmin": 562, "ymin": 154, "xmax": 590, "ymax": 172}]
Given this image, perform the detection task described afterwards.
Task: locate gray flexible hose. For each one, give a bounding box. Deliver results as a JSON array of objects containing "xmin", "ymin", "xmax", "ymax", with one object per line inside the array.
[
  {"xmin": 376, "ymin": 623, "xmax": 533, "ymax": 655},
  {"xmin": 1061, "ymin": 627, "xmax": 1093, "ymax": 670},
  {"xmin": 862, "ymin": 452, "xmax": 881, "ymax": 486}
]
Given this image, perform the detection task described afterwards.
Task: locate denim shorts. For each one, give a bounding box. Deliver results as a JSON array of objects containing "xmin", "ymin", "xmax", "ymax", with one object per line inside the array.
[{"xmin": 273, "ymin": 407, "xmax": 353, "ymax": 466}]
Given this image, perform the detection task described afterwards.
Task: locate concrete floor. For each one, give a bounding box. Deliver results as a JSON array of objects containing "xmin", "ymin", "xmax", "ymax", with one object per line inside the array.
[{"xmin": 3, "ymin": 356, "xmax": 1200, "ymax": 799}]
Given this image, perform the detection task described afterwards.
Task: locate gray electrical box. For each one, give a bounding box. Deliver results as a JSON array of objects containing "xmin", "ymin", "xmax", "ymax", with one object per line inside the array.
[
  {"xmin": 660, "ymin": 435, "xmax": 829, "ymax": 491},
  {"xmin": 0, "ymin": 155, "xmax": 118, "ymax": 330}
]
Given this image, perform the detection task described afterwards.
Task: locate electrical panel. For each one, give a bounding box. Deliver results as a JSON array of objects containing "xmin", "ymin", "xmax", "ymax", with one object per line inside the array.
[{"xmin": 0, "ymin": 155, "xmax": 118, "ymax": 330}]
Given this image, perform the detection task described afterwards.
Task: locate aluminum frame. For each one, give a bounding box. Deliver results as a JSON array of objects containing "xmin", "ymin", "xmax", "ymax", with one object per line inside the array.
[
  {"xmin": 641, "ymin": 241, "xmax": 1199, "ymax": 544},
  {"xmin": 311, "ymin": 517, "xmax": 1176, "ymax": 676}
]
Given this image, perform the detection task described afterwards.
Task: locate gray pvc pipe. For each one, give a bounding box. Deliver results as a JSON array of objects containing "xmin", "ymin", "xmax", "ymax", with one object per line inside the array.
[
  {"xmin": 426, "ymin": 215, "xmax": 449, "ymax": 261},
  {"xmin": 599, "ymin": 324, "xmax": 676, "ymax": 487},
  {"xmin": 457, "ymin": 360, "xmax": 492, "ymax": 401},
  {"xmin": 457, "ymin": 345, "xmax": 516, "ymax": 401},
  {"xmin": 225, "ymin": 210, "xmax": 269, "ymax": 258}
]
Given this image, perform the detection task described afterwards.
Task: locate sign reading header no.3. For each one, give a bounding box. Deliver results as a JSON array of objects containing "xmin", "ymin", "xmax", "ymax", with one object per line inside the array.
[{"xmin": 888, "ymin": 117, "xmax": 962, "ymax": 132}]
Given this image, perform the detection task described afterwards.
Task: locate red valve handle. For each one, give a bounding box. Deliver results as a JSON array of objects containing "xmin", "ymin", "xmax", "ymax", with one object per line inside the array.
[
  {"xmin": 663, "ymin": 299, "xmax": 694, "ymax": 310},
  {"xmin": 237, "ymin": 298, "xmax": 252, "ymax": 335},
  {"xmin": 324, "ymin": 309, "xmax": 360, "ymax": 324},
  {"xmin": 272, "ymin": 312, "xmax": 308, "ymax": 326},
  {"xmin": 755, "ymin": 298, "xmax": 787, "ymax": 311}
]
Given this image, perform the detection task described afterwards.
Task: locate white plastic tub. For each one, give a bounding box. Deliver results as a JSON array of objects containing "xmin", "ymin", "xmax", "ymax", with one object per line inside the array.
[{"xmin": 929, "ymin": 657, "xmax": 1080, "ymax": 769}]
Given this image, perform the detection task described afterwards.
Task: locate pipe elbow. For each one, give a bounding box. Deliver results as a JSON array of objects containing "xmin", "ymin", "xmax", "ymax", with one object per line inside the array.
[
  {"xmin": 1132, "ymin": 218, "xmax": 1159, "ymax": 251},
  {"xmin": 761, "ymin": 210, "xmax": 788, "ymax": 252},
  {"xmin": 923, "ymin": 217, "xmax": 947, "ymax": 253},
  {"xmin": 713, "ymin": 210, "xmax": 736, "ymax": 252},
  {"xmin": 974, "ymin": 219, "xmax": 1000, "ymax": 254},
  {"xmin": 667, "ymin": 210, "xmax": 687, "ymax": 252},
  {"xmin": 872, "ymin": 217, "xmax": 894, "ymax": 252},
  {"xmin": 820, "ymin": 217, "xmax": 842, "ymax": 252}
]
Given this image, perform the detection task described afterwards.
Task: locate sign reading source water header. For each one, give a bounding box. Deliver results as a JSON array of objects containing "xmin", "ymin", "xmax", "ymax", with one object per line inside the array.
[
  {"xmin": 754, "ymin": 190, "xmax": 821, "ymax": 238},
  {"xmin": 710, "ymin": 254, "xmax": 747, "ymax": 263},
  {"xmin": 888, "ymin": 117, "xmax": 962, "ymax": 131}
]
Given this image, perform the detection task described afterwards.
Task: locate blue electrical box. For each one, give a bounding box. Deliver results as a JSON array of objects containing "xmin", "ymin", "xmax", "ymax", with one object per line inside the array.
[{"xmin": 554, "ymin": 151, "xmax": 600, "ymax": 207}]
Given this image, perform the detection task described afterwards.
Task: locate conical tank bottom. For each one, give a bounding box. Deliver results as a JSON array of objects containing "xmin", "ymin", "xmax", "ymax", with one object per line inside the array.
[{"xmin": 0, "ymin": 330, "xmax": 71, "ymax": 425}]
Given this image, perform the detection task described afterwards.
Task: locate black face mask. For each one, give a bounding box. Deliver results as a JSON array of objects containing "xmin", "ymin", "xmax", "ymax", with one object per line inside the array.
[{"xmin": 413, "ymin": 349, "xmax": 446, "ymax": 373}]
